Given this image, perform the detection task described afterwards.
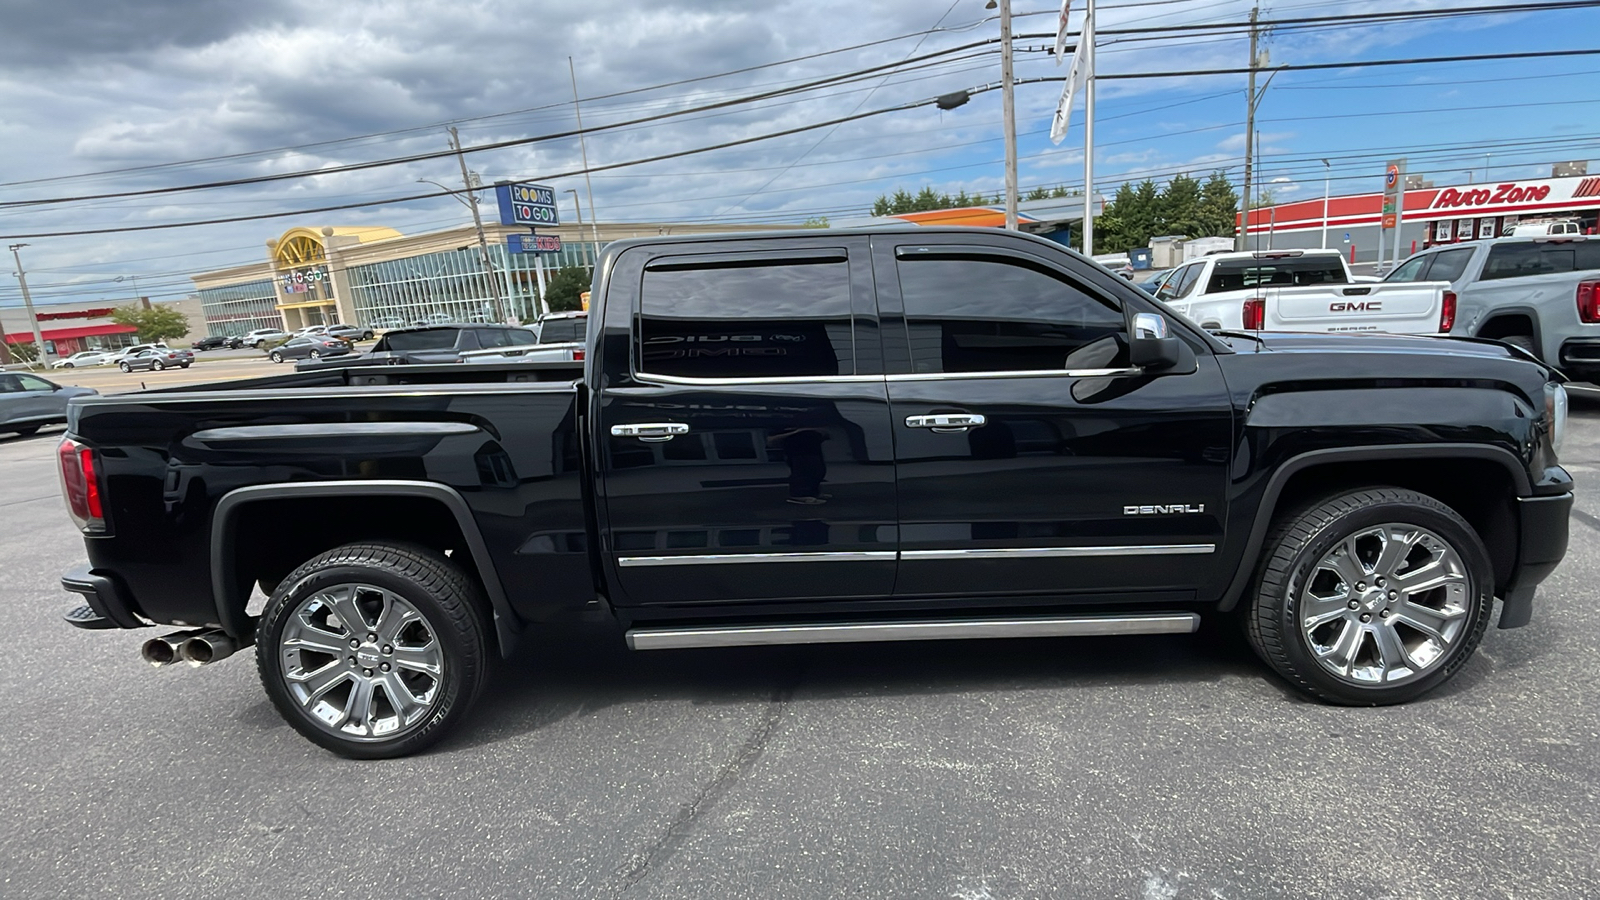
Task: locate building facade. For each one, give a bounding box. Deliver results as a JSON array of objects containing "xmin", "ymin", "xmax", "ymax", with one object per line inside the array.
[{"xmin": 193, "ymin": 220, "xmax": 802, "ymax": 337}]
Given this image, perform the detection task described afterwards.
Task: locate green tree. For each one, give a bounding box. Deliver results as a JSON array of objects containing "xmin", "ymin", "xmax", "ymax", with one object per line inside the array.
[
  {"xmin": 1024, "ymin": 186, "xmax": 1050, "ymax": 201},
  {"xmin": 802, "ymin": 216, "xmax": 830, "ymax": 228},
  {"xmin": 889, "ymin": 188, "xmax": 914, "ymax": 213},
  {"xmin": 1160, "ymin": 173, "xmax": 1205, "ymax": 238},
  {"xmin": 542, "ymin": 266, "xmax": 592, "ymax": 313},
  {"xmin": 1197, "ymin": 171, "xmax": 1241, "ymax": 238},
  {"xmin": 3, "ymin": 340, "xmax": 39, "ymax": 365},
  {"xmin": 110, "ymin": 304, "xmax": 190, "ymax": 342},
  {"xmin": 871, "ymin": 194, "xmax": 892, "ymax": 216}
]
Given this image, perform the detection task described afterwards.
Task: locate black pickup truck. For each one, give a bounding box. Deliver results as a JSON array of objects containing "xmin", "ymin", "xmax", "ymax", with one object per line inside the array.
[{"xmin": 56, "ymin": 228, "xmax": 1573, "ymax": 758}]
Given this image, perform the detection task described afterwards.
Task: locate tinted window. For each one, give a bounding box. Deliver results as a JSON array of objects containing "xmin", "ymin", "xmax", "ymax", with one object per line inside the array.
[
  {"xmin": 1424, "ymin": 248, "xmax": 1475, "ymax": 283},
  {"xmin": 1207, "ymin": 257, "xmax": 1345, "ymax": 291},
  {"xmin": 0, "ymin": 375, "xmax": 20, "ymax": 393},
  {"xmin": 1155, "ymin": 264, "xmax": 1192, "ymax": 300},
  {"xmin": 1481, "ymin": 241, "xmax": 1600, "ymax": 280},
  {"xmin": 639, "ymin": 256, "xmax": 854, "ymax": 379},
  {"xmin": 540, "ymin": 319, "xmax": 584, "ymax": 342},
  {"xmin": 17, "ymin": 375, "xmax": 52, "ymax": 392},
  {"xmin": 1385, "ymin": 255, "xmax": 1430, "ymax": 283},
  {"xmin": 1173, "ymin": 263, "xmax": 1203, "ymax": 298},
  {"xmin": 895, "ymin": 254, "xmax": 1125, "ymax": 373},
  {"xmin": 379, "ymin": 329, "xmax": 458, "ymax": 351}
]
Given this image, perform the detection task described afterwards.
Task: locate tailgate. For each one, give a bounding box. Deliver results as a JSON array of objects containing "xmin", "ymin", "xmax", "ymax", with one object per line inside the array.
[{"xmin": 1267, "ymin": 282, "xmax": 1446, "ymax": 334}]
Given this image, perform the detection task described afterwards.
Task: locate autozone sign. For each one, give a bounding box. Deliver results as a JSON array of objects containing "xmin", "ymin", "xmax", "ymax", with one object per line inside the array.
[{"xmin": 1430, "ymin": 176, "xmax": 1600, "ymax": 211}]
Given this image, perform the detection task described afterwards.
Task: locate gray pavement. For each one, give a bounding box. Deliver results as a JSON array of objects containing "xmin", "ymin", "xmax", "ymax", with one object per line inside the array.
[{"xmin": 1, "ymin": 412, "xmax": 1598, "ymax": 899}]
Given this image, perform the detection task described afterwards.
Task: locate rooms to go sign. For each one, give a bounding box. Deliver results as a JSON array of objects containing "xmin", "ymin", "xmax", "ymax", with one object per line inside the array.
[{"xmin": 495, "ymin": 182, "xmax": 561, "ymax": 227}]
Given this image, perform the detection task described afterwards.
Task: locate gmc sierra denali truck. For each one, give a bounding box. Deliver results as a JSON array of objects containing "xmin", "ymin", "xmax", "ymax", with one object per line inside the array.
[{"xmin": 55, "ymin": 228, "xmax": 1573, "ymax": 758}]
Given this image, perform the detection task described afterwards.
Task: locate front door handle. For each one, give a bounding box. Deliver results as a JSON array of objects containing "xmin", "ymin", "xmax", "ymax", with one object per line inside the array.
[
  {"xmin": 611, "ymin": 422, "xmax": 689, "ymax": 442},
  {"xmin": 906, "ymin": 413, "xmax": 986, "ymax": 433}
]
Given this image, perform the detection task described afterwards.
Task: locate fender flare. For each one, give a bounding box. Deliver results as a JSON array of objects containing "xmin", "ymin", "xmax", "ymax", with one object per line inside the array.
[
  {"xmin": 211, "ymin": 480, "xmax": 523, "ymax": 656},
  {"xmin": 1474, "ymin": 305, "xmax": 1544, "ymax": 356},
  {"xmin": 1216, "ymin": 443, "xmax": 1532, "ymax": 612}
]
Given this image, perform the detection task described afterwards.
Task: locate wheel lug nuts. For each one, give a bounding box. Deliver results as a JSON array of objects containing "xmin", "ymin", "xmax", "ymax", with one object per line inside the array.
[
  {"xmin": 363, "ymin": 668, "xmax": 374, "ymax": 677},
  {"xmin": 380, "ymin": 663, "xmax": 391, "ymax": 672},
  {"xmin": 1380, "ymin": 610, "xmax": 1390, "ymax": 618},
  {"xmin": 1348, "ymin": 600, "xmax": 1360, "ymax": 609},
  {"xmin": 1356, "ymin": 583, "xmax": 1366, "ymax": 591},
  {"xmin": 349, "ymin": 639, "xmax": 360, "ymax": 649},
  {"xmin": 347, "ymin": 656, "xmax": 357, "ymax": 665},
  {"xmin": 1388, "ymin": 591, "xmax": 1397, "ymax": 600},
  {"xmin": 382, "ymin": 645, "xmax": 393, "ymax": 654},
  {"xmin": 367, "ymin": 633, "xmax": 377, "ymax": 642},
  {"xmin": 1359, "ymin": 613, "xmax": 1371, "ymax": 623}
]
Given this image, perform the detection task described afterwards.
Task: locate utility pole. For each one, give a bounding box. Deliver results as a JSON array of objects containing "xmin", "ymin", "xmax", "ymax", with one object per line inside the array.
[
  {"xmin": 1082, "ymin": 0, "xmax": 1096, "ymax": 255},
  {"xmin": 1237, "ymin": 4, "xmax": 1260, "ymax": 251},
  {"xmin": 8, "ymin": 244, "xmax": 48, "ymax": 369},
  {"xmin": 1320, "ymin": 158, "xmax": 1331, "ymax": 250},
  {"xmin": 568, "ymin": 57, "xmax": 604, "ymax": 267},
  {"xmin": 447, "ymin": 126, "xmax": 505, "ymax": 323},
  {"xmin": 1000, "ymin": 0, "xmax": 1018, "ymax": 231}
]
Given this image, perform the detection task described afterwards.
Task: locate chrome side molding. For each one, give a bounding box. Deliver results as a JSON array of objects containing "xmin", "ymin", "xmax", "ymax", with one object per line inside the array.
[
  {"xmin": 901, "ymin": 544, "xmax": 1215, "ymax": 560},
  {"xmin": 626, "ymin": 613, "xmax": 1200, "ymax": 650},
  {"xmin": 619, "ymin": 550, "xmax": 896, "ymax": 567}
]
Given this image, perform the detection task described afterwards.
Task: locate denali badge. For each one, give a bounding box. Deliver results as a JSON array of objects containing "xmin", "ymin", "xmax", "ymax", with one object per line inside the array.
[{"xmin": 1124, "ymin": 504, "xmax": 1205, "ymax": 515}]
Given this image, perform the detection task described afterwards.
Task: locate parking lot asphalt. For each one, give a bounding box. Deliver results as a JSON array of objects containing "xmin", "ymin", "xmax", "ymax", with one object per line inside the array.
[
  {"xmin": 1, "ymin": 408, "xmax": 1597, "ymax": 899},
  {"xmin": 36, "ymin": 346, "xmax": 352, "ymax": 394}
]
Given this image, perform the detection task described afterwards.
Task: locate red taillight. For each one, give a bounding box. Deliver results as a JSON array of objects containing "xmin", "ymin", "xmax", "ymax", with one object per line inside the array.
[
  {"xmin": 573, "ymin": 347, "xmax": 586, "ymax": 361},
  {"xmin": 58, "ymin": 439, "xmax": 105, "ymax": 531},
  {"xmin": 1578, "ymin": 281, "xmax": 1600, "ymax": 323},
  {"xmin": 1242, "ymin": 297, "xmax": 1265, "ymax": 330},
  {"xmin": 1440, "ymin": 290, "xmax": 1457, "ymax": 332}
]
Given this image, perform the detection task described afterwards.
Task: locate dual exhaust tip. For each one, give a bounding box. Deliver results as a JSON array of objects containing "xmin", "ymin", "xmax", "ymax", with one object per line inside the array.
[{"xmin": 140, "ymin": 629, "xmax": 250, "ymax": 668}]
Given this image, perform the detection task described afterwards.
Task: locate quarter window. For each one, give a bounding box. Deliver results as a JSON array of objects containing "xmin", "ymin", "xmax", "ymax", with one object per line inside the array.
[
  {"xmin": 639, "ymin": 255, "xmax": 855, "ymax": 379},
  {"xmin": 1385, "ymin": 255, "xmax": 1430, "ymax": 283},
  {"xmin": 895, "ymin": 254, "xmax": 1125, "ymax": 373},
  {"xmin": 1423, "ymin": 247, "xmax": 1475, "ymax": 283},
  {"xmin": 1482, "ymin": 241, "xmax": 1600, "ymax": 280}
]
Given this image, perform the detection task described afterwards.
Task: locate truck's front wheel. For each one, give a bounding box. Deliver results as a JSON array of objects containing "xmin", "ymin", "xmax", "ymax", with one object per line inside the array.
[
  {"xmin": 1246, "ymin": 488, "xmax": 1493, "ymax": 705},
  {"xmin": 255, "ymin": 542, "xmax": 490, "ymax": 758}
]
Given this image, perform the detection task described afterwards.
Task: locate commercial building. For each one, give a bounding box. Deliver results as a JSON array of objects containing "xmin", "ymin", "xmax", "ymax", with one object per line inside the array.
[
  {"xmin": 0, "ymin": 296, "xmax": 205, "ymax": 365},
  {"xmin": 192, "ymin": 219, "xmax": 800, "ymax": 337},
  {"xmin": 1241, "ymin": 164, "xmax": 1600, "ymax": 262}
]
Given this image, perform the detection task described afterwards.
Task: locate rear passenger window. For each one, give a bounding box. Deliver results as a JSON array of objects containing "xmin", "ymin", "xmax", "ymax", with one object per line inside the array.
[
  {"xmin": 1482, "ymin": 242, "xmax": 1600, "ymax": 280},
  {"xmin": 541, "ymin": 319, "xmax": 584, "ymax": 342},
  {"xmin": 895, "ymin": 253, "xmax": 1125, "ymax": 374},
  {"xmin": 1423, "ymin": 248, "xmax": 1474, "ymax": 283},
  {"xmin": 639, "ymin": 254, "xmax": 855, "ymax": 379}
]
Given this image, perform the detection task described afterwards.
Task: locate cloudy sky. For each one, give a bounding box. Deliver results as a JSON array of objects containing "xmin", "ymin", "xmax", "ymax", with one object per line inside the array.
[{"xmin": 1, "ymin": 0, "xmax": 1597, "ymax": 308}]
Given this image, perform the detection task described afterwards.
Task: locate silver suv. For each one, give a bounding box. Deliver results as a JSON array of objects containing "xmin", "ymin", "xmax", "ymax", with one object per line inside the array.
[{"xmin": 1384, "ymin": 235, "xmax": 1600, "ymax": 380}]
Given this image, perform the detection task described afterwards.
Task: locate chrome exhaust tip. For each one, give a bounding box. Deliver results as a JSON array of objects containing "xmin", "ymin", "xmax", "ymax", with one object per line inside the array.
[
  {"xmin": 140, "ymin": 629, "xmax": 202, "ymax": 668},
  {"xmin": 178, "ymin": 630, "xmax": 249, "ymax": 667}
]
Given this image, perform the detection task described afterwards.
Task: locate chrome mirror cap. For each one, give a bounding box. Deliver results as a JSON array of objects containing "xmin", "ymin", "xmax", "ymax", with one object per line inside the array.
[{"xmin": 1133, "ymin": 312, "xmax": 1169, "ymax": 341}]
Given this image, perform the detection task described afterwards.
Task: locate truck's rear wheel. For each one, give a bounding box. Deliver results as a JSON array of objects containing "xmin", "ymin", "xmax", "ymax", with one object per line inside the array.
[
  {"xmin": 1246, "ymin": 488, "xmax": 1493, "ymax": 705},
  {"xmin": 255, "ymin": 542, "xmax": 489, "ymax": 758},
  {"xmin": 1499, "ymin": 334, "xmax": 1538, "ymax": 359}
]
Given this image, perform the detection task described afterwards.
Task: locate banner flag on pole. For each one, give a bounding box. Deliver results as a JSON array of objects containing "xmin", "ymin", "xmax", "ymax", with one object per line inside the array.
[
  {"xmin": 1053, "ymin": 0, "xmax": 1074, "ymax": 64},
  {"xmin": 1050, "ymin": 6, "xmax": 1093, "ymax": 145}
]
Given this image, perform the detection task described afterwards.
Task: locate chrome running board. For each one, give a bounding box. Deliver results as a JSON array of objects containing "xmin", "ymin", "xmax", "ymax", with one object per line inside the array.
[{"xmin": 626, "ymin": 613, "xmax": 1199, "ymax": 651}]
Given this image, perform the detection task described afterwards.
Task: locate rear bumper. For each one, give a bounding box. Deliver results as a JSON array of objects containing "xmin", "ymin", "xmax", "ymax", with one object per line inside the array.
[
  {"xmin": 1558, "ymin": 338, "xmax": 1600, "ymax": 381},
  {"xmin": 60, "ymin": 565, "xmax": 148, "ymax": 630},
  {"xmin": 1497, "ymin": 492, "xmax": 1573, "ymax": 629}
]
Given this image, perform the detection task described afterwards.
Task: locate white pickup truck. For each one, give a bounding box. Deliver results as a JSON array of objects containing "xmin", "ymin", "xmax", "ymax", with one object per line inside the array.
[
  {"xmin": 460, "ymin": 311, "xmax": 587, "ymax": 364},
  {"xmin": 1151, "ymin": 249, "xmax": 1454, "ymax": 335}
]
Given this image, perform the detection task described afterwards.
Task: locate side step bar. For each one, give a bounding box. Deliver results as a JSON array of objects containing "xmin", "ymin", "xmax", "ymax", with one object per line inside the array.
[{"xmin": 626, "ymin": 613, "xmax": 1199, "ymax": 651}]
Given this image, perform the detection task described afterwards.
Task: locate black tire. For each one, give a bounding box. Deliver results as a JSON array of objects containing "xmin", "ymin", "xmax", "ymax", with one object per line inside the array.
[
  {"xmin": 256, "ymin": 542, "xmax": 490, "ymax": 759},
  {"xmin": 363, "ymin": 331, "xmax": 374, "ymax": 341},
  {"xmin": 61, "ymin": 363, "xmax": 74, "ymax": 369},
  {"xmin": 309, "ymin": 349, "xmax": 321, "ymax": 359},
  {"xmin": 1499, "ymin": 334, "xmax": 1538, "ymax": 359},
  {"xmin": 7, "ymin": 425, "xmax": 41, "ymax": 437},
  {"xmin": 269, "ymin": 351, "xmax": 283, "ymax": 363},
  {"xmin": 151, "ymin": 360, "xmax": 165, "ymax": 371},
  {"xmin": 181, "ymin": 363, "xmax": 191, "ymax": 369},
  {"xmin": 119, "ymin": 363, "xmax": 131, "ymax": 373},
  {"xmin": 1245, "ymin": 487, "xmax": 1494, "ymax": 706}
]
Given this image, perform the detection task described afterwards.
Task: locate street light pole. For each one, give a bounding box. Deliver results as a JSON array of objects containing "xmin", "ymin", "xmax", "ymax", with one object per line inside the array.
[
  {"xmin": 565, "ymin": 189, "xmax": 590, "ymax": 269},
  {"xmin": 7, "ymin": 243, "xmax": 48, "ymax": 369},
  {"xmin": 568, "ymin": 57, "xmax": 604, "ymax": 267},
  {"xmin": 999, "ymin": 0, "xmax": 1018, "ymax": 231},
  {"xmin": 445, "ymin": 127, "xmax": 505, "ymax": 323},
  {"xmin": 1320, "ymin": 158, "xmax": 1331, "ymax": 250}
]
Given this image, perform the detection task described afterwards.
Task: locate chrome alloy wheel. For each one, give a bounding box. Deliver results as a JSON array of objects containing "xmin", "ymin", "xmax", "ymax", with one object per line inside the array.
[
  {"xmin": 278, "ymin": 583, "xmax": 444, "ymax": 741},
  {"xmin": 1299, "ymin": 524, "xmax": 1472, "ymax": 686}
]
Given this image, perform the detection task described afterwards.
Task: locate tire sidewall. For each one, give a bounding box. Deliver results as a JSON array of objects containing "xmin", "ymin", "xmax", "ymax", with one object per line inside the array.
[
  {"xmin": 1273, "ymin": 495, "xmax": 1494, "ymax": 704},
  {"xmin": 257, "ymin": 557, "xmax": 481, "ymax": 758}
]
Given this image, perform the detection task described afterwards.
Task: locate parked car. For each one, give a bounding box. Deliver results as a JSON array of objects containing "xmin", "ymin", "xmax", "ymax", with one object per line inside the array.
[
  {"xmin": 53, "ymin": 351, "xmax": 113, "ymax": 369},
  {"xmin": 57, "ymin": 227, "xmax": 1571, "ymax": 759},
  {"xmin": 1134, "ymin": 267, "xmax": 1175, "ymax": 295},
  {"xmin": 0, "ymin": 373, "xmax": 96, "ymax": 436},
  {"xmin": 240, "ymin": 328, "xmax": 289, "ymax": 348},
  {"xmin": 1382, "ymin": 235, "xmax": 1600, "ymax": 380},
  {"xmin": 1505, "ymin": 219, "xmax": 1583, "ymax": 237},
  {"xmin": 461, "ymin": 312, "xmax": 586, "ymax": 364},
  {"xmin": 369, "ymin": 315, "xmax": 407, "ymax": 330},
  {"xmin": 295, "ymin": 324, "xmax": 536, "ymax": 371},
  {"xmin": 1154, "ymin": 249, "xmax": 1451, "ymax": 335},
  {"xmin": 269, "ymin": 336, "xmax": 353, "ymax": 363},
  {"xmin": 118, "ymin": 348, "xmax": 194, "ymax": 372},
  {"xmin": 192, "ymin": 335, "xmax": 243, "ymax": 351},
  {"xmin": 324, "ymin": 324, "xmax": 375, "ymax": 342},
  {"xmin": 105, "ymin": 342, "xmax": 169, "ymax": 363}
]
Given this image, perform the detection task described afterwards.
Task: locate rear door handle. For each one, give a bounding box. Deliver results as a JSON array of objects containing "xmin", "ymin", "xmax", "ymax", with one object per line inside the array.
[
  {"xmin": 611, "ymin": 422, "xmax": 689, "ymax": 442},
  {"xmin": 906, "ymin": 413, "xmax": 986, "ymax": 433}
]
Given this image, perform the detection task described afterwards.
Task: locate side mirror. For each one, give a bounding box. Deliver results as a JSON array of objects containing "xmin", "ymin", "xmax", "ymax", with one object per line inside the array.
[{"xmin": 1129, "ymin": 312, "xmax": 1180, "ymax": 370}]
